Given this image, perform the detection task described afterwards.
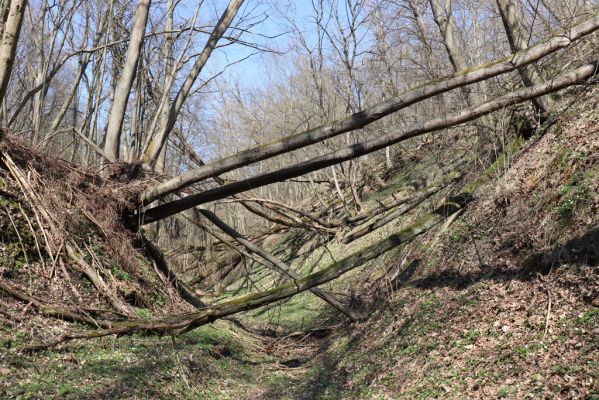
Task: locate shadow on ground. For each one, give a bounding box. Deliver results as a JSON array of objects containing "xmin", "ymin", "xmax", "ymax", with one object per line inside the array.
[{"xmin": 259, "ymin": 225, "xmax": 599, "ymax": 399}]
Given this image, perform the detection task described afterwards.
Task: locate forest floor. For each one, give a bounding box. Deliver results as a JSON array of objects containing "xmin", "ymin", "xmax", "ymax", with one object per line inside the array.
[
  {"xmin": 1, "ymin": 88, "xmax": 598, "ymax": 399},
  {"xmin": 1, "ymin": 260, "xmax": 597, "ymax": 399}
]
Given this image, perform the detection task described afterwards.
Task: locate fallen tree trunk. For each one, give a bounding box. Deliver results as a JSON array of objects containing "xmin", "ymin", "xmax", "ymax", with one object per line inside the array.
[
  {"xmin": 140, "ymin": 59, "xmax": 599, "ymax": 223},
  {"xmin": 0, "ymin": 279, "xmax": 115, "ymax": 329},
  {"xmin": 236, "ymin": 198, "xmax": 336, "ymax": 231},
  {"xmin": 342, "ymin": 171, "xmax": 461, "ymax": 226},
  {"xmin": 173, "ymin": 128, "xmax": 326, "ymax": 231},
  {"xmin": 341, "ymin": 183, "xmax": 445, "ymax": 244},
  {"xmin": 21, "ymin": 192, "xmax": 471, "ymax": 352},
  {"xmin": 21, "ymin": 133, "xmax": 528, "ymax": 351},
  {"xmin": 197, "ymin": 208, "xmax": 359, "ymax": 321},
  {"xmin": 138, "ymin": 15, "xmax": 599, "ymax": 205}
]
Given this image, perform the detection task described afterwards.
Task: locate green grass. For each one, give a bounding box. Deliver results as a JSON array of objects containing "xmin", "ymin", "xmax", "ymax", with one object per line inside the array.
[
  {"xmin": 575, "ymin": 306, "xmax": 599, "ymax": 327},
  {"xmin": 365, "ymin": 157, "xmax": 436, "ymax": 203},
  {"xmin": 0, "ymin": 321, "xmax": 270, "ymax": 400},
  {"xmin": 247, "ymin": 290, "xmax": 325, "ymax": 330}
]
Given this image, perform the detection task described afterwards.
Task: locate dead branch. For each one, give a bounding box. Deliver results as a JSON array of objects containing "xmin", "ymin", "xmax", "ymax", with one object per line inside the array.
[
  {"xmin": 341, "ymin": 183, "xmax": 445, "ymax": 244},
  {"xmin": 0, "ymin": 279, "xmax": 115, "ymax": 329},
  {"xmin": 20, "ymin": 189, "xmax": 473, "ymax": 352},
  {"xmin": 197, "ymin": 208, "xmax": 359, "ymax": 321}
]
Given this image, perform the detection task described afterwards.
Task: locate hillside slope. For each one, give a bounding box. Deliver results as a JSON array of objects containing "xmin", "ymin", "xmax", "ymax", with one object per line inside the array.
[{"xmin": 251, "ymin": 87, "xmax": 599, "ymax": 399}]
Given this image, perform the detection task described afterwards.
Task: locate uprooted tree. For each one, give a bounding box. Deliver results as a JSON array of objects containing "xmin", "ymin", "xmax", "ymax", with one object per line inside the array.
[{"xmin": 0, "ymin": 0, "xmax": 598, "ymax": 350}]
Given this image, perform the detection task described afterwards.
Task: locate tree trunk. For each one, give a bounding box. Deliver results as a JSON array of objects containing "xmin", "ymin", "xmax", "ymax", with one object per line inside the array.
[
  {"xmin": 103, "ymin": 0, "xmax": 151, "ymax": 162},
  {"xmin": 49, "ymin": 2, "xmax": 113, "ymax": 133},
  {"xmin": 495, "ymin": 0, "xmax": 554, "ymax": 114},
  {"xmin": 429, "ymin": 0, "xmax": 467, "ymax": 73},
  {"xmin": 141, "ymin": 0, "xmax": 244, "ymax": 165},
  {"xmin": 139, "ymin": 60, "xmax": 598, "ymax": 223},
  {"xmin": 0, "ymin": 0, "xmax": 26, "ymax": 109},
  {"xmin": 138, "ymin": 14, "xmax": 599, "ymax": 204},
  {"xmin": 198, "ymin": 209, "xmax": 359, "ymax": 321}
]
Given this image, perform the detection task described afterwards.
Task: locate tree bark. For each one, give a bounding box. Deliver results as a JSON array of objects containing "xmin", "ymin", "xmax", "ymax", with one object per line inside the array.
[
  {"xmin": 0, "ymin": 0, "xmax": 26, "ymax": 108},
  {"xmin": 103, "ymin": 0, "xmax": 151, "ymax": 162},
  {"xmin": 138, "ymin": 15, "xmax": 599, "ymax": 204},
  {"xmin": 139, "ymin": 60, "xmax": 599, "ymax": 223},
  {"xmin": 495, "ymin": 0, "xmax": 555, "ymax": 114}
]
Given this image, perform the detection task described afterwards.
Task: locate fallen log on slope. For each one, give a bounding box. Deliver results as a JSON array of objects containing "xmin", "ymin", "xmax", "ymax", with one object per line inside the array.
[
  {"xmin": 197, "ymin": 208, "xmax": 360, "ymax": 321},
  {"xmin": 141, "ymin": 60, "xmax": 599, "ymax": 223},
  {"xmin": 18, "ymin": 129, "xmax": 525, "ymax": 351},
  {"xmin": 139, "ymin": 15, "xmax": 599, "ymax": 205},
  {"xmin": 20, "ymin": 192, "xmax": 472, "ymax": 352}
]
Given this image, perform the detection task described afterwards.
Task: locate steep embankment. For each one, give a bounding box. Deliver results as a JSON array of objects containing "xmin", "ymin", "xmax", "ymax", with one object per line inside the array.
[{"xmin": 249, "ymin": 87, "xmax": 599, "ymax": 399}]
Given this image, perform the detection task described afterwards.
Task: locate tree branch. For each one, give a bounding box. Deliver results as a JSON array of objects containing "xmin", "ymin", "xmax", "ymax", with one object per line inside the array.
[
  {"xmin": 140, "ymin": 60, "xmax": 599, "ymax": 223},
  {"xmin": 138, "ymin": 15, "xmax": 599, "ymax": 204}
]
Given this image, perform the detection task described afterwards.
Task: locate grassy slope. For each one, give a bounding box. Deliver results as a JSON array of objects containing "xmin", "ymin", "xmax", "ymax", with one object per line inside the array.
[{"xmin": 1, "ymin": 89, "xmax": 598, "ymax": 399}]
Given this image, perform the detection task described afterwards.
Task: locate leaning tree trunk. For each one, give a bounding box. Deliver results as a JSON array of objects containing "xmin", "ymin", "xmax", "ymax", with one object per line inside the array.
[
  {"xmin": 138, "ymin": 14, "xmax": 599, "ymax": 205},
  {"xmin": 198, "ymin": 209, "xmax": 359, "ymax": 321},
  {"xmin": 139, "ymin": 59, "xmax": 598, "ymax": 223},
  {"xmin": 141, "ymin": 0, "xmax": 244, "ymax": 166}
]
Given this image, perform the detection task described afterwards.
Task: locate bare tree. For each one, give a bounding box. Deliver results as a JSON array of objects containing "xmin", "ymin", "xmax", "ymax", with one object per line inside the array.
[
  {"xmin": 0, "ymin": 0, "xmax": 26, "ymax": 108},
  {"xmin": 104, "ymin": 0, "xmax": 151, "ymax": 162},
  {"xmin": 141, "ymin": 0, "xmax": 245, "ymax": 166},
  {"xmin": 495, "ymin": 0, "xmax": 555, "ymax": 114},
  {"xmin": 48, "ymin": 1, "xmax": 113, "ymax": 134}
]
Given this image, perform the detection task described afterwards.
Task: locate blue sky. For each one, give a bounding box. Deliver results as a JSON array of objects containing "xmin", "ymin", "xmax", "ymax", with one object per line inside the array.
[{"xmin": 202, "ymin": 0, "xmax": 320, "ymax": 90}]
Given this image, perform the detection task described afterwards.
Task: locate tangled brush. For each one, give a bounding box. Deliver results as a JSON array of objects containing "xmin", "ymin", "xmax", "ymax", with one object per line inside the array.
[{"xmin": 0, "ymin": 132, "xmax": 192, "ymax": 345}]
